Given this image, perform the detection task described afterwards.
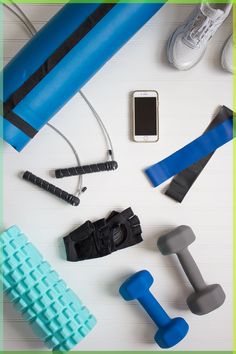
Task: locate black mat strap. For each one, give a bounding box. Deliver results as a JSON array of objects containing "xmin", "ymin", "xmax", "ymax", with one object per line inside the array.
[
  {"xmin": 165, "ymin": 106, "xmax": 233, "ymax": 203},
  {"xmin": 1, "ymin": 103, "xmax": 38, "ymax": 138}
]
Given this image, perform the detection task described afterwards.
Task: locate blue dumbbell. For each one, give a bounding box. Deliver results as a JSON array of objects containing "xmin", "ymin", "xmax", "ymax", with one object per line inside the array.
[{"xmin": 119, "ymin": 270, "xmax": 189, "ymax": 348}]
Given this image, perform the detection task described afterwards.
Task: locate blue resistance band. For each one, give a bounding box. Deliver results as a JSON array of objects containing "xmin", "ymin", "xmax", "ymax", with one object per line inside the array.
[{"xmin": 145, "ymin": 117, "xmax": 234, "ymax": 188}]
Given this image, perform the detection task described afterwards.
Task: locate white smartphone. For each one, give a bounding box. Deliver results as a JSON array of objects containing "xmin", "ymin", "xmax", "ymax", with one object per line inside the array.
[{"xmin": 132, "ymin": 90, "xmax": 159, "ymax": 142}]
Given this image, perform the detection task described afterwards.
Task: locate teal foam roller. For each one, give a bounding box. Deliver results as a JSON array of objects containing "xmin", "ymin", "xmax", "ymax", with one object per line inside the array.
[{"xmin": 0, "ymin": 226, "xmax": 97, "ymax": 351}]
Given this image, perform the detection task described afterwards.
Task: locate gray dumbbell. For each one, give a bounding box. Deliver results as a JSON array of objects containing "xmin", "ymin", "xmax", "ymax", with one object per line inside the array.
[{"xmin": 157, "ymin": 225, "xmax": 226, "ymax": 315}]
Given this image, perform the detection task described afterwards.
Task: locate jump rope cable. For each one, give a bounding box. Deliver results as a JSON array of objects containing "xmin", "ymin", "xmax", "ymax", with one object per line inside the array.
[{"xmin": 3, "ymin": 1, "xmax": 115, "ymax": 197}]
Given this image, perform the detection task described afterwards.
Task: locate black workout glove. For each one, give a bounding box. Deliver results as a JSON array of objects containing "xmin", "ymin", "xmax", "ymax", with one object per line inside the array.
[{"xmin": 63, "ymin": 207, "xmax": 143, "ymax": 261}]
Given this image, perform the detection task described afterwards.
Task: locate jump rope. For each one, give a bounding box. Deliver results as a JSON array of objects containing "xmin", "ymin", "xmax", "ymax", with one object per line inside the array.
[{"xmin": 4, "ymin": 2, "xmax": 118, "ymax": 206}]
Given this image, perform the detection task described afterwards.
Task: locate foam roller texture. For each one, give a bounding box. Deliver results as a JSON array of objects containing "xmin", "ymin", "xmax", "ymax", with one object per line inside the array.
[{"xmin": 0, "ymin": 226, "xmax": 96, "ymax": 351}]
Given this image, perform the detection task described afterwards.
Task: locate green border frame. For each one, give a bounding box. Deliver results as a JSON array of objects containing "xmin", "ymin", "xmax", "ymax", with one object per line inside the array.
[
  {"xmin": 0, "ymin": 0, "xmax": 235, "ymax": 3},
  {"xmin": 0, "ymin": 2, "xmax": 3, "ymax": 352},
  {"xmin": 233, "ymin": 2, "xmax": 236, "ymax": 354},
  {"xmin": 0, "ymin": 0, "xmax": 235, "ymax": 353}
]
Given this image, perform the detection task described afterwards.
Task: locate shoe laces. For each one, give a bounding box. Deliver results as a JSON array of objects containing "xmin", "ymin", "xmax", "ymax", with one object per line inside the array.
[{"xmin": 184, "ymin": 10, "xmax": 222, "ymax": 48}]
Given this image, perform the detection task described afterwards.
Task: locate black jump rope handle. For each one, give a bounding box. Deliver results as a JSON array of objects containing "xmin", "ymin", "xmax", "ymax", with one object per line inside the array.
[
  {"xmin": 55, "ymin": 160, "xmax": 118, "ymax": 178},
  {"xmin": 23, "ymin": 171, "xmax": 80, "ymax": 206}
]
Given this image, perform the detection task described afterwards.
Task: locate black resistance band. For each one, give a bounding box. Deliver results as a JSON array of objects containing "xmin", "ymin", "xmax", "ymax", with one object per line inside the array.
[
  {"xmin": 3, "ymin": 4, "xmax": 116, "ymax": 137},
  {"xmin": 165, "ymin": 105, "xmax": 233, "ymax": 203}
]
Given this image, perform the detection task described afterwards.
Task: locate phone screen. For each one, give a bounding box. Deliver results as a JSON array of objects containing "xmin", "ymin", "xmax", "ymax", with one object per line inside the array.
[{"xmin": 135, "ymin": 97, "xmax": 157, "ymax": 136}]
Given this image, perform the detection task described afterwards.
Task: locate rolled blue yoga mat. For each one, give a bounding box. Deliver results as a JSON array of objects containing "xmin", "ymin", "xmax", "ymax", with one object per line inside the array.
[
  {"xmin": 145, "ymin": 117, "xmax": 234, "ymax": 188},
  {"xmin": 1, "ymin": 3, "xmax": 164, "ymax": 152}
]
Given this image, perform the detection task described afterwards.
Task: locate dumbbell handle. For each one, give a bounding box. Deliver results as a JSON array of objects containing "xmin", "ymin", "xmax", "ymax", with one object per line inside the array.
[
  {"xmin": 177, "ymin": 248, "xmax": 206, "ymax": 292},
  {"xmin": 139, "ymin": 290, "xmax": 171, "ymax": 328}
]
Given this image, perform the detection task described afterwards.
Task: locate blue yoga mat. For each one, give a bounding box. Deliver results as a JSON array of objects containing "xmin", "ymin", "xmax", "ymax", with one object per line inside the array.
[{"xmin": 1, "ymin": 3, "xmax": 164, "ymax": 151}]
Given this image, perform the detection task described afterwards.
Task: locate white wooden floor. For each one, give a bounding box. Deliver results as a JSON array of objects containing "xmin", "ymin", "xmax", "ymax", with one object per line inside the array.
[{"xmin": 2, "ymin": 3, "xmax": 233, "ymax": 351}]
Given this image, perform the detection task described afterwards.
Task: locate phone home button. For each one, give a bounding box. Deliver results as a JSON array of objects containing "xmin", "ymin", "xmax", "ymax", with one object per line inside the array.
[{"xmin": 144, "ymin": 136, "xmax": 149, "ymax": 142}]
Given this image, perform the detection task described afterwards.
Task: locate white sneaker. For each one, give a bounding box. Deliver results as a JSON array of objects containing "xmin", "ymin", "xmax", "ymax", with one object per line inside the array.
[
  {"xmin": 221, "ymin": 34, "xmax": 234, "ymax": 73},
  {"xmin": 167, "ymin": 3, "xmax": 232, "ymax": 70}
]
